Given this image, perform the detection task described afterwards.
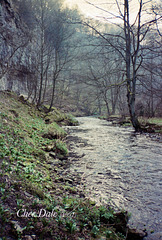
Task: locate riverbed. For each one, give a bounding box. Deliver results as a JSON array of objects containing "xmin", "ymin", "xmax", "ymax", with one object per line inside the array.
[{"xmin": 64, "ymin": 117, "xmax": 162, "ymax": 240}]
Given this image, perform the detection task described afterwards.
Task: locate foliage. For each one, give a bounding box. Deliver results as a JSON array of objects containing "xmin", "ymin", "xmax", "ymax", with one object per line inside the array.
[
  {"xmin": 0, "ymin": 91, "xmax": 135, "ymax": 239},
  {"xmin": 42, "ymin": 122, "xmax": 67, "ymax": 139},
  {"xmin": 54, "ymin": 140, "xmax": 69, "ymax": 157}
]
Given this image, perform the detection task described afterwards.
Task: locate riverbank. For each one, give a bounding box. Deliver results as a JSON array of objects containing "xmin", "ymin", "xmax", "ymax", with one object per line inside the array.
[
  {"xmin": 103, "ymin": 115, "xmax": 162, "ymax": 142},
  {"xmin": 0, "ymin": 91, "xmax": 147, "ymax": 239}
]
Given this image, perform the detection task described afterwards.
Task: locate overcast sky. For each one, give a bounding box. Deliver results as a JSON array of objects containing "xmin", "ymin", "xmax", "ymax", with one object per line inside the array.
[{"xmin": 65, "ymin": 0, "xmax": 161, "ymax": 24}]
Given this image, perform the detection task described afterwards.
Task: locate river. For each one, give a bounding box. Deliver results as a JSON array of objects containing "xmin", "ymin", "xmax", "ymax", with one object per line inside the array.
[{"xmin": 64, "ymin": 117, "xmax": 162, "ymax": 240}]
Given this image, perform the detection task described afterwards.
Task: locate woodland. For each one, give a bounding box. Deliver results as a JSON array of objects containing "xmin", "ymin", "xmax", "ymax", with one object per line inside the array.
[
  {"xmin": 0, "ymin": 0, "xmax": 162, "ymax": 130},
  {"xmin": 0, "ymin": 0, "xmax": 162, "ymax": 239}
]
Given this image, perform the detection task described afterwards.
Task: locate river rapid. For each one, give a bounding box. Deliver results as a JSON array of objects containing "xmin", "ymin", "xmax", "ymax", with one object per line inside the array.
[{"xmin": 64, "ymin": 117, "xmax": 162, "ymax": 240}]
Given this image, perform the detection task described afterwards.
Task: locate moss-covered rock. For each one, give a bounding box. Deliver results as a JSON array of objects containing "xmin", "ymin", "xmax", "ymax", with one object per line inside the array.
[
  {"xmin": 54, "ymin": 139, "xmax": 68, "ymax": 157},
  {"xmin": 32, "ymin": 149, "xmax": 47, "ymax": 162},
  {"xmin": 44, "ymin": 108, "xmax": 78, "ymax": 126},
  {"xmin": 42, "ymin": 122, "xmax": 67, "ymax": 139},
  {"xmin": 44, "ymin": 108, "xmax": 66, "ymax": 124}
]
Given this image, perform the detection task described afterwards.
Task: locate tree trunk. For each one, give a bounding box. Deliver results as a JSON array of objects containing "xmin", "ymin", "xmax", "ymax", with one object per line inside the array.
[
  {"xmin": 37, "ymin": 0, "xmax": 44, "ymax": 107},
  {"xmin": 103, "ymin": 90, "xmax": 110, "ymax": 116},
  {"xmin": 48, "ymin": 75, "xmax": 56, "ymax": 112},
  {"xmin": 48, "ymin": 49, "xmax": 58, "ymax": 112},
  {"xmin": 124, "ymin": 0, "xmax": 141, "ymax": 131}
]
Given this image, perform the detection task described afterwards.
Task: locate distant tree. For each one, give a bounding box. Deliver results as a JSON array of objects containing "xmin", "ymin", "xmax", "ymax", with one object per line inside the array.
[
  {"xmin": 22, "ymin": 0, "xmax": 76, "ymax": 109},
  {"xmin": 84, "ymin": 0, "xmax": 162, "ymax": 130},
  {"xmin": 86, "ymin": 42, "xmax": 125, "ymax": 116},
  {"xmin": 47, "ymin": 8, "xmax": 76, "ymax": 111},
  {"xmin": 137, "ymin": 30, "xmax": 162, "ymax": 117}
]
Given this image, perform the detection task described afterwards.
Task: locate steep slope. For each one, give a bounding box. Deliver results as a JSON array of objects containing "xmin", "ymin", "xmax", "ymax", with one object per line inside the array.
[{"xmin": 0, "ymin": 91, "xmax": 145, "ymax": 239}]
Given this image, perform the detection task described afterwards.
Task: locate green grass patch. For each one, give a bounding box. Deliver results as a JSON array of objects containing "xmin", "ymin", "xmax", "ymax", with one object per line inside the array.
[
  {"xmin": 147, "ymin": 118, "xmax": 162, "ymax": 126},
  {"xmin": 0, "ymin": 91, "xmax": 135, "ymax": 239},
  {"xmin": 139, "ymin": 117, "xmax": 162, "ymax": 126}
]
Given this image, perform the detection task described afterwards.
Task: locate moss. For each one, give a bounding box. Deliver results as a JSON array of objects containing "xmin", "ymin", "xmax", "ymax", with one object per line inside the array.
[
  {"xmin": 9, "ymin": 109, "xmax": 19, "ymax": 118},
  {"xmin": 32, "ymin": 149, "xmax": 47, "ymax": 162},
  {"xmin": 64, "ymin": 186, "xmax": 78, "ymax": 194},
  {"xmin": 54, "ymin": 140, "xmax": 68, "ymax": 157},
  {"xmin": 139, "ymin": 117, "xmax": 162, "ymax": 133},
  {"xmin": 147, "ymin": 118, "xmax": 162, "ymax": 126},
  {"xmin": 0, "ymin": 91, "xmax": 143, "ymax": 240},
  {"xmin": 42, "ymin": 122, "xmax": 67, "ymax": 139},
  {"xmin": 155, "ymin": 129, "xmax": 162, "ymax": 133},
  {"xmin": 44, "ymin": 108, "xmax": 66, "ymax": 124},
  {"xmin": 64, "ymin": 114, "xmax": 79, "ymax": 126},
  {"xmin": 24, "ymin": 181, "xmax": 45, "ymax": 199},
  {"xmin": 44, "ymin": 108, "xmax": 78, "ymax": 126}
]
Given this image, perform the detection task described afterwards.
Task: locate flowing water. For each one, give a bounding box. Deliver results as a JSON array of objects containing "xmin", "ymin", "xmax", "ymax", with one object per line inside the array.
[{"xmin": 64, "ymin": 117, "xmax": 162, "ymax": 240}]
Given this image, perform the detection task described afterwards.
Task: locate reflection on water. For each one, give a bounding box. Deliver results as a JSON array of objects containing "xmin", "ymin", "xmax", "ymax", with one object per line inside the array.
[{"xmin": 64, "ymin": 117, "xmax": 162, "ymax": 240}]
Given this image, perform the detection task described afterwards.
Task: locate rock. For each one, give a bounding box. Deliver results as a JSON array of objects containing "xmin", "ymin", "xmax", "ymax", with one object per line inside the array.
[
  {"xmin": 49, "ymin": 152, "xmax": 56, "ymax": 158},
  {"xmin": 11, "ymin": 221, "xmax": 25, "ymax": 234},
  {"xmin": 65, "ymin": 178, "xmax": 73, "ymax": 184},
  {"xmin": 24, "ymin": 191, "xmax": 32, "ymax": 198},
  {"xmin": 56, "ymin": 177, "xmax": 64, "ymax": 182},
  {"xmin": 45, "ymin": 145, "xmax": 54, "ymax": 152},
  {"xmin": 146, "ymin": 232, "xmax": 162, "ymax": 240},
  {"xmin": 127, "ymin": 228, "xmax": 147, "ymax": 240},
  {"xmin": 24, "ymin": 236, "xmax": 33, "ymax": 240},
  {"xmin": 19, "ymin": 95, "xmax": 26, "ymax": 103},
  {"xmin": 31, "ymin": 236, "xmax": 36, "ymax": 240},
  {"xmin": 9, "ymin": 109, "xmax": 19, "ymax": 117},
  {"xmin": 79, "ymin": 193, "xmax": 85, "ymax": 198},
  {"xmin": 42, "ymin": 133, "xmax": 58, "ymax": 139}
]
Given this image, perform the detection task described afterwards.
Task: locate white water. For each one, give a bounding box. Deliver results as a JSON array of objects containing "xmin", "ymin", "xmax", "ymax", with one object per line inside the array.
[{"xmin": 64, "ymin": 117, "xmax": 162, "ymax": 239}]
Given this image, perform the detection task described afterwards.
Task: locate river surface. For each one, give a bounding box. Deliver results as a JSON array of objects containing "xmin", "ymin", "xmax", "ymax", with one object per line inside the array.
[{"xmin": 64, "ymin": 117, "xmax": 162, "ymax": 240}]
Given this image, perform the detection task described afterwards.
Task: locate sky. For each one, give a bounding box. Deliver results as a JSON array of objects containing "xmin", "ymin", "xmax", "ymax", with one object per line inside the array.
[
  {"xmin": 65, "ymin": 0, "xmax": 161, "ymax": 24},
  {"xmin": 65, "ymin": 0, "xmax": 119, "ymax": 20}
]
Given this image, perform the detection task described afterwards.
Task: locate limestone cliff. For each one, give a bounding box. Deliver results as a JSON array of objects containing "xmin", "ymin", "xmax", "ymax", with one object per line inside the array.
[
  {"xmin": 0, "ymin": 0, "xmax": 20, "ymax": 39},
  {"xmin": 0, "ymin": 0, "xmax": 29, "ymax": 91}
]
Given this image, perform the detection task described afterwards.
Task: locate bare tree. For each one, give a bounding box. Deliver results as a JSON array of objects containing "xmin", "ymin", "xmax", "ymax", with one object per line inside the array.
[
  {"xmin": 25, "ymin": 0, "xmax": 76, "ymax": 109},
  {"xmin": 85, "ymin": 42, "xmax": 125, "ymax": 117},
  {"xmin": 137, "ymin": 30, "xmax": 162, "ymax": 117},
  {"xmin": 83, "ymin": 0, "xmax": 162, "ymax": 130}
]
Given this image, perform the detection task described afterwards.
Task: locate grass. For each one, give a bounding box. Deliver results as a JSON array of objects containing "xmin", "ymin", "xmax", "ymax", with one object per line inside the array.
[
  {"xmin": 139, "ymin": 117, "xmax": 162, "ymax": 133},
  {"xmin": 0, "ymin": 91, "xmax": 137, "ymax": 239},
  {"xmin": 138, "ymin": 117, "xmax": 162, "ymax": 125},
  {"xmin": 146, "ymin": 117, "xmax": 162, "ymax": 126},
  {"xmin": 99, "ymin": 114, "xmax": 162, "ymax": 133}
]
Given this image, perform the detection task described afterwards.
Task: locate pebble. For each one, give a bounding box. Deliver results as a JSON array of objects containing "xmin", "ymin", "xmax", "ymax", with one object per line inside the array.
[
  {"xmin": 24, "ymin": 236, "xmax": 33, "ymax": 240},
  {"xmin": 145, "ymin": 232, "xmax": 162, "ymax": 240}
]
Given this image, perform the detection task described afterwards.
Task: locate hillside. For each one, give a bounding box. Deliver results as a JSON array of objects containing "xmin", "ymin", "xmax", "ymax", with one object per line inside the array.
[{"xmin": 0, "ymin": 91, "xmax": 145, "ymax": 240}]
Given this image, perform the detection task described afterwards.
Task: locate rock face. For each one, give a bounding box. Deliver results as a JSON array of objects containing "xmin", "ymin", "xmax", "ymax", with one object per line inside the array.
[
  {"xmin": 0, "ymin": 0, "xmax": 20, "ymax": 40},
  {"xmin": 0, "ymin": 0, "xmax": 19, "ymax": 89},
  {"xmin": 0, "ymin": 0, "xmax": 29, "ymax": 91}
]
